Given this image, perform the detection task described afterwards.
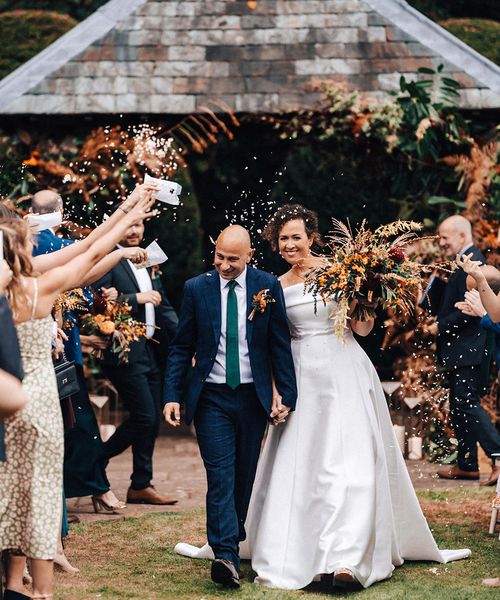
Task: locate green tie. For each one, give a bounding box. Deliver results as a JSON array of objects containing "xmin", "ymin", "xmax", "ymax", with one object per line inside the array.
[{"xmin": 226, "ymin": 279, "xmax": 240, "ymax": 389}]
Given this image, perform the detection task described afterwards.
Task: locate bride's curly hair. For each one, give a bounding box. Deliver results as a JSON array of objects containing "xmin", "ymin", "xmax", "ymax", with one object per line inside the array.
[
  {"xmin": 261, "ymin": 203, "xmax": 323, "ymax": 251},
  {"xmin": 1, "ymin": 217, "xmax": 35, "ymax": 318}
]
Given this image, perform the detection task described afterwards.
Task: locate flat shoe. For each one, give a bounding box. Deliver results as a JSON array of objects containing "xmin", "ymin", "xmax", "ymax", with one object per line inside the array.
[{"xmin": 211, "ymin": 558, "xmax": 240, "ymax": 588}]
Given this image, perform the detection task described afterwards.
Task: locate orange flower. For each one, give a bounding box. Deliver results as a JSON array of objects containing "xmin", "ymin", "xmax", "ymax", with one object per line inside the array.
[
  {"xmin": 23, "ymin": 150, "xmax": 41, "ymax": 166},
  {"xmin": 98, "ymin": 320, "xmax": 115, "ymax": 335}
]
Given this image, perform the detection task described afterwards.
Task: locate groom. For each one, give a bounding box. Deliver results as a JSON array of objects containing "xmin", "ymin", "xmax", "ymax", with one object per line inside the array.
[{"xmin": 163, "ymin": 225, "xmax": 297, "ymax": 588}]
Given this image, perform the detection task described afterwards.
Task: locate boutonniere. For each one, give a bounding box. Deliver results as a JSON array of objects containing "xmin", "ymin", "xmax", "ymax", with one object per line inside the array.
[
  {"xmin": 248, "ymin": 289, "xmax": 275, "ymax": 321},
  {"xmin": 151, "ymin": 265, "xmax": 162, "ymax": 280}
]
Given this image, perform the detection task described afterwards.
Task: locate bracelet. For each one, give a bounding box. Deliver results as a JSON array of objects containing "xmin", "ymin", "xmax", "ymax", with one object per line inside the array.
[{"xmin": 119, "ymin": 205, "xmax": 129, "ymax": 214}]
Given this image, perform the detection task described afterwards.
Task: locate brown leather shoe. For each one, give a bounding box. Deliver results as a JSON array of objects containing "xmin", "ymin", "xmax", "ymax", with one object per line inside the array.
[
  {"xmin": 436, "ymin": 466, "xmax": 480, "ymax": 480},
  {"xmin": 126, "ymin": 486, "xmax": 178, "ymax": 505},
  {"xmin": 479, "ymin": 465, "xmax": 500, "ymax": 487}
]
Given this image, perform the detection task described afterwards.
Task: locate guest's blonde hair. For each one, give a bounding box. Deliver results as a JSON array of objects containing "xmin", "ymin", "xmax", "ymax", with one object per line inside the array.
[{"xmin": 0, "ymin": 218, "xmax": 34, "ymax": 318}]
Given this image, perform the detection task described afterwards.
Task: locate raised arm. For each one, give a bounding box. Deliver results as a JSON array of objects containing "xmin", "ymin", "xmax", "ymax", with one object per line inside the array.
[
  {"xmin": 32, "ymin": 183, "xmax": 157, "ymax": 273},
  {"xmin": 81, "ymin": 246, "xmax": 148, "ymax": 287},
  {"xmin": 39, "ymin": 192, "xmax": 156, "ymax": 300}
]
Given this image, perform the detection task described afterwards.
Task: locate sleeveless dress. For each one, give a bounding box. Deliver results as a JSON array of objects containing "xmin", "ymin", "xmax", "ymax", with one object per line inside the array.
[
  {"xmin": 175, "ymin": 285, "xmax": 470, "ymax": 588},
  {"xmin": 0, "ymin": 279, "xmax": 64, "ymax": 559}
]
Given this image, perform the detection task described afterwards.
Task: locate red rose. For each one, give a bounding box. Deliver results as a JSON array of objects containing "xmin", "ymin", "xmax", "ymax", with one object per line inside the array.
[
  {"xmin": 93, "ymin": 293, "xmax": 108, "ymax": 315},
  {"xmin": 388, "ymin": 247, "xmax": 405, "ymax": 263}
]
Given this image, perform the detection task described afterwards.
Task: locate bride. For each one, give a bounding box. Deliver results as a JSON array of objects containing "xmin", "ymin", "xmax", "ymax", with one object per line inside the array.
[{"xmin": 176, "ymin": 204, "xmax": 470, "ymax": 589}]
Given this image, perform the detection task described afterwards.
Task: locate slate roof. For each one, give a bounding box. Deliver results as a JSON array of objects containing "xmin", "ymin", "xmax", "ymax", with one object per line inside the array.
[{"xmin": 0, "ymin": 0, "xmax": 498, "ymax": 114}]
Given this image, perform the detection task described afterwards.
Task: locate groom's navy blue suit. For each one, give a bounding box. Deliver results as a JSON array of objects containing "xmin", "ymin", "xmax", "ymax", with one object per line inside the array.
[{"xmin": 164, "ymin": 266, "xmax": 296, "ymax": 568}]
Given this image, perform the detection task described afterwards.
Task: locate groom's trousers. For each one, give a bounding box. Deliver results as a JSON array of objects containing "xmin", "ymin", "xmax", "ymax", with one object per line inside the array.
[{"xmin": 194, "ymin": 382, "xmax": 268, "ymax": 569}]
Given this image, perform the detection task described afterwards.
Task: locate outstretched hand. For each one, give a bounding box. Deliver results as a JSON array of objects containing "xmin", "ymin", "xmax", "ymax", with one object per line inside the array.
[
  {"xmin": 456, "ymin": 253, "xmax": 483, "ymax": 281},
  {"xmin": 164, "ymin": 402, "xmax": 181, "ymax": 427},
  {"xmin": 122, "ymin": 182, "xmax": 160, "ymax": 212}
]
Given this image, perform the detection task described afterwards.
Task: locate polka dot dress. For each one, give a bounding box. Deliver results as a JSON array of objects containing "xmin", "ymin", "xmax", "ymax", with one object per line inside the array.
[{"xmin": 0, "ymin": 299, "xmax": 63, "ymax": 559}]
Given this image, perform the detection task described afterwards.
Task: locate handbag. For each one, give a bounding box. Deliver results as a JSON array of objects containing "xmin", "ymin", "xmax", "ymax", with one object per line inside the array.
[{"xmin": 54, "ymin": 359, "xmax": 80, "ymax": 400}]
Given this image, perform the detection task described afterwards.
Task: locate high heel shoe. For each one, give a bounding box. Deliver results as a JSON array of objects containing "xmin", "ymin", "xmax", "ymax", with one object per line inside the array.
[
  {"xmin": 91, "ymin": 495, "xmax": 126, "ymax": 513},
  {"xmin": 54, "ymin": 551, "xmax": 80, "ymax": 574}
]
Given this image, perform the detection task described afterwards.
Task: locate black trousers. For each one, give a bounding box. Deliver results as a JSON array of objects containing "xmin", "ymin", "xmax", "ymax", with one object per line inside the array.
[
  {"xmin": 449, "ymin": 365, "xmax": 500, "ymax": 471},
  {"xmin": 194, "ymin": 383, "xmax": 268, "ymax": 569},
  {"xmin": 103, "ymin": 344, "xmax": 161, "ymax": 490}
]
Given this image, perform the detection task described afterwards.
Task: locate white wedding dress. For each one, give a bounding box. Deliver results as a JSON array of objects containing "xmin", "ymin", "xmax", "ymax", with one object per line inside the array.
[{"xmin": 176, "ymin": 284, "xmax": 470, "ymax": 588}]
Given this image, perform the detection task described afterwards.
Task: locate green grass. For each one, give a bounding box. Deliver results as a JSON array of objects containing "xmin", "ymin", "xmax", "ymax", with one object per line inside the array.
[
  {"xmin": 440, "ymin": 19, "xmax": 500, "ymax": 66},
  {"xmin": 56, "ymin": 488, "xmax": 499, "ymax": 599}
]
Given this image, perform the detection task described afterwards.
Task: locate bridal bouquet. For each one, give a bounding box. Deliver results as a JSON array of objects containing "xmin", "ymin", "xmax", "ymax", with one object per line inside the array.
[
  {"xmin": 80, "ymin": 293, "xmax": 148, "ymax": 363},
  {"xmin": 305, "ymin": 219, "xmax": 450, "ymax": 337}
]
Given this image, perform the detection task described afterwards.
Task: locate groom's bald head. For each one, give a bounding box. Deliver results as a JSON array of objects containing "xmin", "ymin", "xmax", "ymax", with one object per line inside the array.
[{"xmin": 214, "ymin": 225, "xmax": 254, "ymax": 280}]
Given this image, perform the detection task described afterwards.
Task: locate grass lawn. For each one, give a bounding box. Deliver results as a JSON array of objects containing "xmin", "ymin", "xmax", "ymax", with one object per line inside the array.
[{"xmin": 56, "ymin": 488, "xmax": 499, "ymax": 599}]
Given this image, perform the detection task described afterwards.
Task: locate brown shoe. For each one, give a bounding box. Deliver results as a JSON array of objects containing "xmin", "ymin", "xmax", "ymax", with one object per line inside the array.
[
  {"xmin": 479, "ymin": 465, "xmax": 500, "ymax": 487},
  {"xmin": 436, "ymin": 466, "xmax": 480, "ymax": 480},
  {"xmin": 126, "ymin": 486, "xmax": 178, "ymax": 505}
]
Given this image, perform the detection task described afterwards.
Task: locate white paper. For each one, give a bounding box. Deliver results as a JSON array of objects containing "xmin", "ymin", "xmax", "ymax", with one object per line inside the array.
[
  {"xmin": 27, "ymin": 211, "xmax": 62, "ymax": 233},
  {"xmin": 144, "ymin": 173, "xmax": 181, "ymax": 206},
  {"xmin": 134, "ymin": 240, "xmax": 168, "ymax": 269}
]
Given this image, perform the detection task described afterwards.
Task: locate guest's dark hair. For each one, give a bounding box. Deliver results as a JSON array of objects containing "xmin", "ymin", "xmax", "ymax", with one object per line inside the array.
[{"xmin": 261, "ymin": 203, "xmax": 322, "ymax": 251}]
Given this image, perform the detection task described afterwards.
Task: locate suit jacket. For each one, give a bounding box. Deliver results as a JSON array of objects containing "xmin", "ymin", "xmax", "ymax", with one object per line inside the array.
[
  {"xmin": 163, "ymin": 267, "xmax": 297, "ymax": 425},
  {"xmin": 422, "ymin": 245, "xmax": 487, "ymax": 368},
  {"xmin": 94, "ymin": 259, "xmax": 178, "ymax": 370},
  {"xmin": 0, "ymin": 294, "xmax": 23, "ymax": 461}
]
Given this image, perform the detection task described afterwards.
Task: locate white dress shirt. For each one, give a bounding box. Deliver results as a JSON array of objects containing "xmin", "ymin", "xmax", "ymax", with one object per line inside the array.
[
  {"xmin": 207, "ymin": 267, "xmax": 253, "ymax": 384},
  {"xmin": 127, "ymin": 260, "xmax": 156, "ymax": 338}
]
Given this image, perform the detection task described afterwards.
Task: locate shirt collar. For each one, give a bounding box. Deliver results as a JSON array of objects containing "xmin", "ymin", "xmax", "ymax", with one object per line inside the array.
[
  {"xmin": 459, "ymin": 243, "xmax": 474, "ymax": 256},
  {"xmin": 219, "ymin": 266, "xmax": 247, "ymax": 290}
]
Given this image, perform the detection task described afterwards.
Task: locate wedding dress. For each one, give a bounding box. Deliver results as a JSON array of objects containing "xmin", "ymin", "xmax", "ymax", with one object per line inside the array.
[{"xmin": 176, "ymin": 284, "xmax": 470, "ymax": 588}]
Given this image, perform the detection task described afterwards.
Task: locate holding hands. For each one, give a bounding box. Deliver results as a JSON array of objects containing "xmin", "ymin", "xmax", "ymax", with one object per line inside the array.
[{"xmin": 269, "ymin": 383, "xmax": 290, "ymax": 426}]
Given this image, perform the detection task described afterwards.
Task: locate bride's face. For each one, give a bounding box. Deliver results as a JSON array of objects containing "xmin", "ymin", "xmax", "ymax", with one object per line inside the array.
[{"xmin": 278, "ymin": 219, "xmax": 312, "ymax": 265}]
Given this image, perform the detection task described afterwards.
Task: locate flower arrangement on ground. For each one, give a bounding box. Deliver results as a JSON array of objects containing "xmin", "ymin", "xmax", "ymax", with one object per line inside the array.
[
  {"xmin": 80, "ymin": 292, "xmax": 147, "ymax": 363},
  {"xmin": 305, "ymin": 219, "xmax": 452, "ymax": 337}
]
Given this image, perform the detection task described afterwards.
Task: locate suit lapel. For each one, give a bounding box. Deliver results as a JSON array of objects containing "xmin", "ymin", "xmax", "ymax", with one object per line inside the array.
[
  {"xmin": 119, "ymin": 260, "xmax": 141, "ymax": 292},
  {"xmin": 203, "ymin": 271, "xmax": 221, "ymax": 345},
  {"xmin": 246, "ymin": 267, "xmax": 257, "ymax": 344}
]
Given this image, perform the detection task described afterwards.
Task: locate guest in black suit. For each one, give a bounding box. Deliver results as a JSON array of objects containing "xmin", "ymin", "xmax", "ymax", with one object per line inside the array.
[
  {"xmin": 423, "ymin": 215, "xmax": 500, "ymax": 485},
  {"xmin": 94, "ymin": 219, "xmax": 178, "ymax": 505},
  {"xmin": 0, "ymin": 261, "xmax": 27, "ymax": 456}
]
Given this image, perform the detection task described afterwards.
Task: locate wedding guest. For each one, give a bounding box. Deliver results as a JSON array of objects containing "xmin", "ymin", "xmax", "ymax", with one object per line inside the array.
[
  {"xmin": 423, "ymin": 215, "xmax": 500, "ymax": 485},
  {"xmin": 457, "ymin": 253, "xmax": 500, "ymax": 323},
  {"xmin": 93, "ymin": 217, "xmax": 178, "ymax": 505},
  {"xmin": 0, "ymin": 187, "xmax": 156, "ymax": 600},
  {"xmin": 0, "ymin": 260, "xmax": 27, "ymax": 458},
  {"xmin": 31, "ymin": 189, "xmax": 127, "ymax": 514},
  {"xmin": 456, "ymin": 266, "xmax": 500, "ymax": 377}
]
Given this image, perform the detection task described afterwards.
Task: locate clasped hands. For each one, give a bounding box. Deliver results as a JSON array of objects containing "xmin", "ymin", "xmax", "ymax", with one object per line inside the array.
[{"xmin": 269, "ymin": 389, "xmax": 290, "ymax": 426}]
